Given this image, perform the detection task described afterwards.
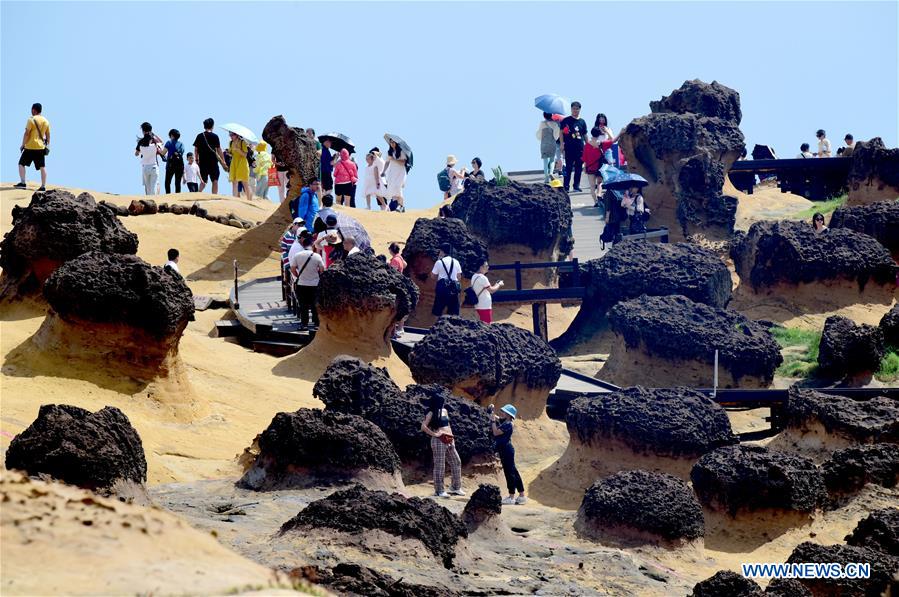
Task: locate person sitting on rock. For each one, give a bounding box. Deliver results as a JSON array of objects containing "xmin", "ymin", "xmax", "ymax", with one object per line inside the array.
[
  {"xmin": 463, "ymin": 157, "xmax": 486, "ymax": 189},
  {"xmin": 812, "ymin": 212, "xmax": 828, "ymax": 233},
  {"xmin": 280, "ymin": 217, "xmax": 304, "ymax": 272},
  {"xmin": 489, "ymin": 403, "xmax": 526, "ymax": 505},
  {"xmin": 289, "ymin": 178, "xmax": 320, "ymax": 231},
  {"xmin": 289, "ymin": 235, "xmax": 325, "ymax": 329},
  {"xmin": 163, "ymin": 248, "xmax": 180, "ymax": 276},
  {"xmin": 421, "ymin": 393, "xmax": 464, "ymax": 499},
  {"xmin": 815, "ymin": 129, "xmax": 832, "ymax": 157},
  {"xmin": 431, "ymin": 243, "xmax": 462, "ymax": 317},
  {"xmin": 797, "ymin": 143, "xmax": 814, "ymax": 159}
]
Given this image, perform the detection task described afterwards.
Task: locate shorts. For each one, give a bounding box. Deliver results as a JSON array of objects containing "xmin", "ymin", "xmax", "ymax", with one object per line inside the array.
[
  {"xmin": 198, "ymin": 159, "xmax": 219, "ymax": 183},
  {"xmin": 321, "ymin": 171, "xmax": 334, "ymax": 191},
  {"xmin": 19, "ymin": 148, "xmax": 46, "ymax": 169},
  {"xmin": 335, "ymin": 182, "xmax": 353, "ymax": 196},
  {"xmin": 476, "ymin": 308, "xmax": 493, "ymax": 323}
]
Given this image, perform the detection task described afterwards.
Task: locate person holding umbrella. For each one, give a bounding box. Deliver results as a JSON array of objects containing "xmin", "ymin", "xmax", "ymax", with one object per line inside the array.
[{"xmin": 383, "ymin": 135, "xmax": 410, "ymax": 212}]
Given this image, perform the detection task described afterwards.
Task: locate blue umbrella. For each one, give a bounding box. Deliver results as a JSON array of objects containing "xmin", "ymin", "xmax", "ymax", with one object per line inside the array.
[
  {"xmin": 601, "ymin": 165, "xmax": 648, "ymax": 190},
  {"xmin": 534, "ymin": 94, "xmax": 570, "ymax": 115}
]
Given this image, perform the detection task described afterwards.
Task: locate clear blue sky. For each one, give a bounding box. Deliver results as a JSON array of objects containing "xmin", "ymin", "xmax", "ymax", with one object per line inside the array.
[{"xmin": 3, "ymin": 1, "xmax": 896, "ymax": 208}]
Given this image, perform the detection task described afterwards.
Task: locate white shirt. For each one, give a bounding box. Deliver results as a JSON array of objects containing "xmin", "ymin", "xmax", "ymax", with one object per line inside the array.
[
  {"xmin": 432, "ymin": 256, "xmax": 462, "ymax": 281},
  {"xmin": 164, "ymin": 260, "xmax": 180, "ymax": 274},
  {"xmin": 287, "ymin": 238, "xmax": 306, "ymax": 264},
  {"xmin": 817, "ymin": 138, "xmax": 832, "ymax": 157},
  {"xmin": 347, "ymin": 246, "xmax": 360, "ymax": 256},
  {"xmin": 290, "ymin": 249, "xmax": 325, "ymax": 286},
  {"xmin": 471, "ymin": 272, "xmax": 492, "ymax": 309},
  {"xmin": 797, "ymin": 151, "xmax": 814, "ymax": 159},
  {"xmin": 184, "ymin": 161, "xmax": 201, "ymax": 183},
  {"xmin": 139, "ymin": 143, "xmax": 160, "ymax": 166}
]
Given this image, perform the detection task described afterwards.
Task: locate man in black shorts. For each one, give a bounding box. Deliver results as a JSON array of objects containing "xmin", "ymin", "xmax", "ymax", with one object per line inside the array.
[
  {"xmin": 193, "ymin": 118, "xmax": 226, "ymax": 194},
  {"xmin": 15, "ymin": 103, "xmax": 50, "ymax": 191}
]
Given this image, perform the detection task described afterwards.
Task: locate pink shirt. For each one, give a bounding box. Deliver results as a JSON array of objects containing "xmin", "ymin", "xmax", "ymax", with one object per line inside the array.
[{"xmin": 334, "ymin": 149, "xmax": 358, "ymax": 185}]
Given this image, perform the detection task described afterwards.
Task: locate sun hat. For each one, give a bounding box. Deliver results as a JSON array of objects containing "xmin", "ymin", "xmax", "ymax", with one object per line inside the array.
[
  {"xmin": 549, "ymin": 179, "xmax": 563, "ymax": 188},
  {"xmin": 256, "ymin": 142, "xmax": 268, "ymax": 151},
  {"xmin": 292, "ymin": 217, "xmax": 305, "ymax": 225},
  {"xmin": 500, "ymin": 404, "xmax": 518, "ymax": 419},
  {"xmin": 446, "ymin": 155, "xmax": 458, "ymax": 166}
]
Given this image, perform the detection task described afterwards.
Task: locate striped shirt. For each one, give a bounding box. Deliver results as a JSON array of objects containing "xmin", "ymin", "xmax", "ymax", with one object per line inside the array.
[{"xmin": 280, "ymin": 230, "xmax": 297, "ymax": 268}]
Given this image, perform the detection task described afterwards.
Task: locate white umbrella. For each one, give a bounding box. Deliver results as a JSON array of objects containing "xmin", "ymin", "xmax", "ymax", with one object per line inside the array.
[{"xmin": 219, "ymin": 122, "xmax": 259, "ymax": 143}]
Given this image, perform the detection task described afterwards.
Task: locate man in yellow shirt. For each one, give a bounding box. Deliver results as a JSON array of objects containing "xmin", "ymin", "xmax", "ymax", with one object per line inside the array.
[{"xmin": 16, "ymin": 103, "xmax": 50, "ymax": 191}]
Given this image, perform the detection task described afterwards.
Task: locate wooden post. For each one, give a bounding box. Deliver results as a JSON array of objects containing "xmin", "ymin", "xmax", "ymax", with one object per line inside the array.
[
  {"xmin": 514, "ymin": 261, "xmax": 522, "ymax": 291},
  {"xmin": 532, "ymin": 303, "xmax": 548, "ymax": 341},
  {"xmin": 233, "ymin": 260, "xmax": 240, "ymax": 309}
]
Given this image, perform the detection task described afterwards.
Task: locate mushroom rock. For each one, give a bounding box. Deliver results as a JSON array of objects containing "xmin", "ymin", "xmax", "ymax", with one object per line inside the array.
[
  {"xmin": 261, "ymin": 115, "xmax": 318, "ymax": 203},
  {"xmin": 237, "ymin": 408, "xmax": 403, "ymax": 491},
  {"xmin": 604, "ymin": 294, "xmax": 782, "ymax": 388},
  {"xmin": 30, "ymin": 252, "xmax": 194, "ymax": 384},
  {"xmin": 778, "ymin": 387, "xmax": 899, "ymax": 460},
  {"xmin": 817, "ymin": 315, "xmax": 885, "ymax": 380},
  {"xmin": 286, "ymin": 253, "xmax": 418, "ymax": 381},
  {"xmin": 401, "ymin": 217, "xmax": 488, "ymax": 326},
  {"xmin": 450, "ymin": 180, "xmax": 574, "ymax": 287},
  {"xmin": 786, "ymin": 542, "xmax": 899, "ymax": 596},
  {"xmin": 763, "ymin": 579, "xmax": 813, "ymax": 597},
  {"xmin": 691, "ymin": 570, "xmax": 762, "ymax": 597},
  {"xmin": 552, "ymin": 240, "xmax": 731, "ymax": 352},
  {"xmin": 0, "ymin": 189, "xmax": 138, "ymax": 302},
  {"xmin": 313, "ymin": 357, "xmax": 495, "ymax": 474},
  {"xmin": 822, "ymin": 444, "xmax": 899, "ymax": 497},
  {"xmin": 730, "ymin": 220, "xmax": 897, "ymax": 313},
  {"xmin": 881, "ymin": 304, "xmax": 899, "ymax": 347},
  {"xmin": 279, "ymin": 484, "xmax": 468, "ymax": 569},
  {"xmin": 305, "ymin": 564, "xmax": 460, "ymax": 597},
  {"xmin": 618, "ymin": 80, "xmax": 745, "ymax": 241},
  {"xmin": 408, "ymin": 316, "xmax": 561, "ymax": 419},
  {"xmin": 691, "ymin": 445, "xmax": 826, "ymax": 525},
  {"xmin": 845, "ymin": 508, "xmax": 899, "ymax": 555},
  {"xmin": 461, "ymin": 484, "xmax": 507, "ymax": 536},
  {"xmin": 829, "ymin": 200, "xmax": 899, "ymax": 255},
  {"xmin": 5, "ymin": 404, "xmax": 147, "ymax": 494},
  {"xmin": 846, "ymin": 137, "xmax": 899, "ymax": 205},
  {"xmin": 575, "ymin": 470, "xmax": 704, "ymax": 548}
]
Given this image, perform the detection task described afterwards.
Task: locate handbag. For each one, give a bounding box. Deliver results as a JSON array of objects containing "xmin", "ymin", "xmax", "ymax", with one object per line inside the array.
[
  {"xmin": 439, "ymin": 433, "xmax": 455, "ymax": 445},
  {"xmin": 32, "ymin": 118, "xmax": 49, "ymax": 155},
  {"xmin": 268, "ymin": 166, "xmax": 279, "ymax": 182}
]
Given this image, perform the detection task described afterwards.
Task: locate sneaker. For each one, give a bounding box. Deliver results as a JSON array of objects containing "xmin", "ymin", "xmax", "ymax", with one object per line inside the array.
[
  {"xmin": 38, "ymin": 186, "xmax": 46, "ymax": 191},
  {"xmin": 435, "ymin": 491, "xmax": 450, "ymax": 498},
  {"xmin": 501, "ymin": 495, "xmax": 516, "ymax": 505},
  {"xmin": 515, "ymin": 495, "xmax": 528, "ymax": 505},
  {"xmin": 448, "ymin": 489, "xmax": 466, "ymax": 496},
  {"xmin": 573, "ymin": 187, "xmax": 583, "ymax": 192},
  {"xmin": 14, "ymin": 182, "xmax": 26, "ymax": 188}
]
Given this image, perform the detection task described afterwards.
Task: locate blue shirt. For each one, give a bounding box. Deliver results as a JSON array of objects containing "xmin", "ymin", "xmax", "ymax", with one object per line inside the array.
[
  {"xmin": 164, "ymin": 140, "xmax": 185, "ymax": 162},
  {"xmin": 320, "ymin": 148, "xmax": 333, "ymax": 174},
  {"xmin": 292, "ymin": 188, "xmax": 319, "ymax": 231}
]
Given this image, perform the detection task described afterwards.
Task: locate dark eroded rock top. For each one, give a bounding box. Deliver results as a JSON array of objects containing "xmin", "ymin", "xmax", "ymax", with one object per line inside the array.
[
  {"xmin": 829, "ymin": 199, "xmax": 899, "ymax": 252},
  {"xmin": 401, "ymin": 217, "xmax": 488, "ymax": 278},
  {"xmin": 317, "ymin": 253, "xmax": 419, "ymax": 320},
  {"xmin": 785, "ymin": 387, "xmax": 899, "ymax": 443}
]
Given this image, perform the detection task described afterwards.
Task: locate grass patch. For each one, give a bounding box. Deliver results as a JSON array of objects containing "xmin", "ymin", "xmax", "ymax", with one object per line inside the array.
[
  {"xmin": 771, "ymin": 326, "xmax": 821, "ymax": 378},
  {"xmin": 875, "ymin": 349, "xmax": 899, "ymax": 382},
  {"xmin": 791, "ymin": 194, "xmax": 847, "ymax": 220}
]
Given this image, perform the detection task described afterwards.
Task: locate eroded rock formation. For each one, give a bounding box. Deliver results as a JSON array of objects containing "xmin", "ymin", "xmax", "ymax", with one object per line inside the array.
[
  {"xmin": 880, "ymin": 304, "xmax": 899, "ymax": 347},
  {"xmin": 401, "ymin": 217, "xmax": 488, "ymax": 326},
  {"xmin": 279, "ymin": 484, "xmax": 468, "ymax": 568},
  {"xmin": 0, "ymin": 189, "xmax": 138, "ymax": 301},
  {"xmin": 575, "ymin": 470, "xmax": 704, "ymax": 547},
  {"xmin": 786, "ymin": 542, "xmax": 899, "ymax": 596},
  {"xmin": 554, "ymin": 241, "xmax": 731, "ymax": 351},
  {"xmin": 261, "ymin": 115, "xmax": 319, "ymax": 202},
  {"xmin": 408, "ymin": 316, "xmax": 561, "ymax": 418},
  {"xmin": 822, "ymin": 444, "xmax": 899, "ymax": 496},
  {"xmin": 618, "ymin": 80, "xmax": 745, "ymax": 240},
  {"xmin": 846, "ymin": 137, "xmax": 899, "ymax": 204},
  {"xmin": 461, "ymin": 484, "xmax": 504, "ymax": 535},
  {"xmin": 817, "ymin": 315, "xmax": 885, "ymax": 379},
  {"xmin": 605, "ymin": 294, "xmax": 782, "ymax": 387},
  {"xmin": 5, "ymin": 404, "xmax": 147, "ymax": 493},
  {"xmin": 783, "ymin": 387, "xmax": 899, "ymax": 448},
  {"xmin": 691, "ymin": 570, "xmax": 762, "ymax": 597},
  {"xmin": 238, "ymin": 408, "xmax": 403, "ymax": 491},
  {"xmin": 845, "ymin": 508, "xmax": 899, "ymax": 555},
  {"xmin": 303, "ymin": 564, "xmax": 459, "ymax": 597},
  {"xmin": 829, "ymin": 199, "xmax": 899, "ymax": 254}
]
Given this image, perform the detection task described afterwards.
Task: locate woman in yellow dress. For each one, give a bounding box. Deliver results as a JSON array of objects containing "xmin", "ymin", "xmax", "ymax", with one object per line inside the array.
[{"xmin": 227, "ymin": 132, "xmax": 252, "ymax": 201}]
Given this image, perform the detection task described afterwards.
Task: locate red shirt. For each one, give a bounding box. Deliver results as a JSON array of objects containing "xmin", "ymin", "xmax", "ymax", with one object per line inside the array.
[{"xmin": 582, "ymin": 143, "xmax": 603, "ymax": 172}]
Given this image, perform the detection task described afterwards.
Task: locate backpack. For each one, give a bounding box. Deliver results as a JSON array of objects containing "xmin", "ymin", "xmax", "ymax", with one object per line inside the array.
[
  {"xmin": 463, "ymin": 273, "xmax": 488, "ymax": 306},
  {"xmin": 540, "ymin": 125, "xmax": 556, "ymax": 158},
  {"xmin": 437, "ymin": 167, "xmax": 451, "ymax": 192},
  {"xmin": 435, "ymin": 258, "xmax": 461, "ymax": 297}
]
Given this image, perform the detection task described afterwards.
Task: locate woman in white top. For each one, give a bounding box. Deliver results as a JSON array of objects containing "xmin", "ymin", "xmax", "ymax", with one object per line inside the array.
[
  {"xmin": 470, "ymin": 260, "xmax": 504, "ymax": 323},
  {"xmin": 445, "ymin": 154, "xmax": 466, "ymax": 200},
  {"xmin": 361, "ymin": 152, "xmax": 383, "ymax": 210},
  {"xmin": 384, "ymin": 139, "xmax": 408, "ymax": 212},
  {"xmin": 815, "ymin": 129, "xmax": 832, "ymax": 157},
  {"xmin": 134, "ymin": 122, "xmax": 167, "ymax": 195},
  {"xmin": 536, "ymin": 112, "xmax": 561, "ymax": 184}
]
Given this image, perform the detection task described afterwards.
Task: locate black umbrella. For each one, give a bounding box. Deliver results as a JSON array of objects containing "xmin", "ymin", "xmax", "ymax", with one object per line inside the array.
[{"xmin": 318, "ymin": 132, "xmax": 356, "ymax": 154}]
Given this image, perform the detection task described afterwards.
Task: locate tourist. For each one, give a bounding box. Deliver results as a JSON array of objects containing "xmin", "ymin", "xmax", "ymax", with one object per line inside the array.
[
  {"xmin": 289, "ymin": 235, "xmax": 325, "ymax": 330},
  {"xmin": 464, "ymin": 157, "xmax": 486, "ymax": 189},
  {"xmin": 361, "ymin": 153, "xmax": 382, "ymax": 209},
  {"xmin": 287, "ymin": 228, "xmax": 312, "ymax": 267},
  {"xmin": 15, "ymin": 102, "xmax": 50, "ymax": 191},
  {"xmin": 839, "ymin": 134, "xmax": 855, "ymax": 157},
  {"xmin": 623, "ymin": 185, "xmax": 649, "ymax": 234},
  {"xmin": 163, "ymin": 129, "xmax": 185, "ymax": 194},
  {"xmin": 135, "ymin": 122, "xmax": 166, "ymax": 195},
  {"xmin": 815, "ymin": 129, "xmax": 832, "ymax": 157},
  {"xmin": 334, "ymin": 148, "xmax": 358, "ymax": 206},
  {"xmin": 812, "ymin": 212, "xmax": 828, "ymax": 233},
  {"xmin": 431, "ymin": 243, "xmax": 462, "ymax": 317},
  {"xmin": 320, "ymin": 137, "xmax": 335, "ymax": 194},
  {"xmin": 193, "ymin": 118, "xmax": 227, "ymax": 194},
  {"xmin": 306, "ymin": 128, "xmax": 321, "ymax": 151},
  {"xmin": 594, "ymin": 113, "xmax": 618, "ymax": 167},
  {"xmin": 470, "ymin": 260, "xmax": 504, "ymax": 323},
  {"xmin": 797, "ymin": 143, "xmax": 814, "ymax": 159},
  {"xmin": 183, "ymin": 152, "xmax": 201, "ymax": 192},
  {"xmin": 163, "ymin": 248, "xmax": 180, "ymax": 276},
  {"xmin": 388, "ymin": 242, "xmax": 408, "ymax": 337},
  {"xmin": 281, "ymin": 217, "xmax": 304, "ymax": 272},
  {"xmin": 582, "ymin": 127, "xmax": 605, "ymax": 207},
  {"xmin": 594, "ymin": 113, "xmax": 614, "ymax": 141},
  {"xmin": 420, "ymin": 393, "xmax": 463, "ymax": 498},
  {"xmin": 273, "ymin": 154, "xmax": 289, "ymax": 202},
  {"xmin": 315, "ymin": 194, "xmax": 337, "ymax": 233},
  {"xmin": 384, "ymin": 138, "xmax": 408, "ymax": 212},
  {"xmin": 438, "ymin": 205, "xmax": 455, "ymax": 219},
  {"xmin": 343, "ymin": 235, "xmax": 360, "ymax": 257},
  {"xmin": 227, "ymin": 132, "xmax": 252, "ymax": 201},
  {"xmin": 489, "ymin": 404, "xmax": 526, "ymax": 505},
  {"xmin": 370, "ymin": 147, "xmax": 388, "ymax": 209},
  {"xmin": 289, "ymin": 178, "xmax": 320, "ymax": 230},
  {"xmin": 561, "ymin": 102, "xmax": 588, "ymax": 192},
  {"xmin": 536, "ymin": 111, "xmax": 561, "ymax": 184},
  {"xmin": 314, "ymin": 225, "xmax": 341, "ymax": 268},
  {"xmin": 254, "ymin": 142, "xmax": 273, "ymax": 199}
]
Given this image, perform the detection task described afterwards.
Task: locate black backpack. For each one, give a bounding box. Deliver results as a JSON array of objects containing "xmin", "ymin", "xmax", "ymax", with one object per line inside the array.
[{"xmin": 435, "ymin": 258, "xmax": 461, "ymax": 296}]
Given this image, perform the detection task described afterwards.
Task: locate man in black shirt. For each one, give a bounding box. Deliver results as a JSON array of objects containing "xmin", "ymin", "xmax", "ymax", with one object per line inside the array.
[
  {"xmin": 560, "ymin": 101, "xmax": 587, "ymax": 193},
  {"xmin": 193, "ymin": 117, "xmax": 227, "ymax": 194}
]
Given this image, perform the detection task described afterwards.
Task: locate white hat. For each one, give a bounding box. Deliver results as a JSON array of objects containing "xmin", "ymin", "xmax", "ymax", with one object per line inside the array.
[
  {"xmin": 292, "ymin": 217, "xmax": 305, "ymax": 225},
  {"xmin": 446, "ymin": 155, "xmax": 457, "ymax": 166}
]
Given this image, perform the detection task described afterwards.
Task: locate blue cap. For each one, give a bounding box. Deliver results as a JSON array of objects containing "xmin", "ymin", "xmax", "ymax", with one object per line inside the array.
[{"xmin": 500, "ymin": 404, "xmax": 517, "ymax": 419}]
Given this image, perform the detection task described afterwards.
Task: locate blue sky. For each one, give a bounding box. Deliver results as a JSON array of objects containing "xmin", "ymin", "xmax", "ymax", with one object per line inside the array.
[{"xmin": 2, "ymin": 1, "xmax": 896, "ymax": 209}]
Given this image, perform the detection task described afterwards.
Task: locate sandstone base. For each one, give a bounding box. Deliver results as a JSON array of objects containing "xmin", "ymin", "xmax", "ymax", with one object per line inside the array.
[
  {"xmin": 847, "ymin": 182, "xmax": 899, "ymax": 205},
  {"xmin": 767, "ymin": 419, "xmax": 860, "ymax": 464},
  {"xmin": 732, "ymin": 277, "xmax": 896, "ymax": 321},
  {"xmin": 239, "ymin": 459, "xmax": 405, "ymax": 492},
  {"xmin": 574, "ymin": 513, "xmax": 705, "ymax": 551},
  {"xmin": 702, "ymin": 506, "xmax": 816, "ymax": 552}
]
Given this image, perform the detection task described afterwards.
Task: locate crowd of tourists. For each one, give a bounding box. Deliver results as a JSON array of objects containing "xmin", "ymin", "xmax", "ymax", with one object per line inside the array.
[{"xmin": 797, "ymin": 130, "xmax": 856, "ymax": 158}]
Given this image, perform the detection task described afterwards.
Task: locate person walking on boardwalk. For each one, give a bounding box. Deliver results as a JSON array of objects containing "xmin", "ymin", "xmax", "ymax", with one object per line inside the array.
[
  {"xmin": 421, "ymin": 393, "xmax": 464, "ymax": 498},
  {"xmin": 16, "ymin": 103, "xmax": 50, "ymax": 191},
  {"xmin": 135, "ymin": 122, "xmax": 167, "ymax": 195},
  {"xmin": 290, "ymin": 235, "xmax": 325, "ymax": 330},
  {"xmin": 163, "ymin": 129, "xmax": 185, "ymax": 194},
  {"xmin": 582, "ymin": 127, "xmax": 604, "ymax": 206},
  {"xmin": 469, "ymin": 260, "xmax": 503, "ymax": 323},
  {"xmin": 193, "ymin": 118, "xmax": 227, "ymax": 194},
  {"xmin": 384, "ymin": 138, "xmax": 409, "ymax": 211},
  {"xmin": 489, "ymin": 404, "xmax": 526, "ymax": 505},
  {"xmin": 537, "ymin": 112, "xmax": 561, "ymax": 184},
  {"xmin": 560, "ymin": 101, "xmax": 587, "ymax": 192},
  {"xmin": 431, "ymin": 243, "xmax": 462, "ymax": 317}
]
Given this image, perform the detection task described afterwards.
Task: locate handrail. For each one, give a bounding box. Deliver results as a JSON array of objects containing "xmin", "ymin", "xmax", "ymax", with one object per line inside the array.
[{"xmin": 489, "ymin": 258, "xmax": 580, "ymax": 291}]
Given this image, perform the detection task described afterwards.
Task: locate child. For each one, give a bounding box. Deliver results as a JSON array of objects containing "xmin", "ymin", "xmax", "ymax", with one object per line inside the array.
[
  {"xmin": 797, "ymin": 143, "xmax": 814, "ymax": 159},
  {"xmin": 622, "ymin": 185, "xmax": 648, "ymax": 234},
  {"xmin": 489, "ymin": 403, "xmax": 526, "ymax": 505},
  {"xmin": 183, "ymin": 152, "xmax": 202, "ymax": 192},
  {"xmin": 362, "ymin": 152, "xmax": 381, "ymax": 209},
  {"xmin": 164, "ymin": 248, "xmax": 180, "ymax": 276},
  {"xmin": 582, "ymin": 127, "xmax": 604, "ymax": 207}
]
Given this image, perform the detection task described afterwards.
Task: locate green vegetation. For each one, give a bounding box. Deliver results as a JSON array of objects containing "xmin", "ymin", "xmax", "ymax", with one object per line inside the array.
[
  {"xmin": 876, "ymin": 349, "xmax": 899, "ymax": 382},
  {"xmin": 492, "ymin": 166, "xmax": 510, "ymax": 187},
  {"xmin": 791, "ymin": 194, "xmax": 847, "ymax": 220},
  {"xmin": 771, "ymin": 326, "xmax": 820, "ymax": 378}
]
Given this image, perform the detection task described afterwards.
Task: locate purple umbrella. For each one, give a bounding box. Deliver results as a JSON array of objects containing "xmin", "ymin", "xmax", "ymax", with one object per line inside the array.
[{"xmin": 332, "ymin": 211, "xmax": 371, "ymax": 250}]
